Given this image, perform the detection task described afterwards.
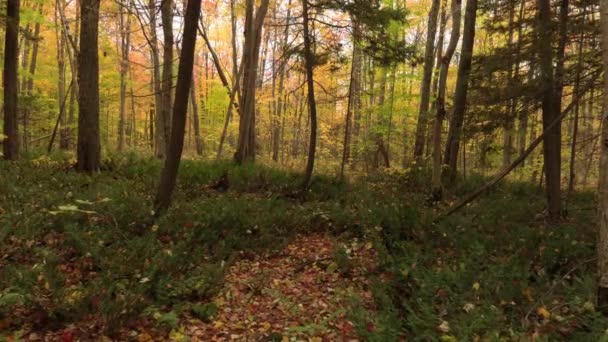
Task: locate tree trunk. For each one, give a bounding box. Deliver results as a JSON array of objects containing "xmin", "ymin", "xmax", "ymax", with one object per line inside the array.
[
  {"xmin": 160, "ymin": 0, "xmax": 174, "ymax": 157},
  {"xmin": 234, "ymin": 0, "xmax": 270, "ymax": 163},
  {"xmin": 118, "ymin": 3, "xmax": 130, "ymax": 151},
  {"xmin": 537, "ymin": 0, "xmax": 562, "ymax": 220},
  {"xmin": 431, "ymin": 0, "xmax": 461, "ymax": 196},
  {"xmin": 2, "ymin": 0, "xmax": 19, "ymax": 160},
  {"xmin": 300, "ymin": 0, "xmax": 317, "ymax": 190},
  {"xmin": 149, "ymin": 0, "xmax": 164, "ymax": 157},
  {"xmin": 190, "ymin": 76, "xmax": 203, "ymax": 156},
  {"xmin": 154, "ymin": 0, "xmax": 201, "ymax": 213},
  {"xmin": 413, "ymin": 0, "xmax": 440, "ymax": 159},
  {"xmin": 443, "ymin": 0, "xmax": 477, "ymax": 183},
  {"xmin": 597, "ymin": 0, "xmax": 608, "ymax": 314},
  {"xmin": 568, "ymin": 6, "xmax": 586, "ymax": 196},
  {"xmin": 76, "ymin": 0, "xmax": 101, "ymax": 172},
  {"xmin": 340, "ymin": 25, "xmax": 361, "ymax": 179},
  {"xmin": 22, "ymin": 6, "xmax": 42, "ymax": 152},
  {"xmin": 56, "ymin": 0, "xmax": 69, "ymax": 150}
]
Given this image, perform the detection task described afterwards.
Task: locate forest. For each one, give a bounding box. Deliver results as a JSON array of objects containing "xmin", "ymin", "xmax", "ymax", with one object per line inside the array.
[{"xmin": 2, "ymin": 0, "xmax": 608, "ymax": 339}]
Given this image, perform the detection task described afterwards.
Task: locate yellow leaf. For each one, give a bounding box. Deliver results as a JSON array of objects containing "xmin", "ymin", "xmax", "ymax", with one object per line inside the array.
[
  {"xmin": 260, "ymin": 321, "xmax": 272, "ymax": 332},
  {"xmin": 472, "ymin": 282, "xmax": 480, "ymax": 291},
  {"xmin": 213, "ymin": 320, "xmax": 224, "ymax": 329},
  {"xmin": 169, "ymin": 328, "xmax": 187, "ymax": 342},
  {"xmin": 537, "ymin": 306, "xmax": 551, "ymax": 319}
]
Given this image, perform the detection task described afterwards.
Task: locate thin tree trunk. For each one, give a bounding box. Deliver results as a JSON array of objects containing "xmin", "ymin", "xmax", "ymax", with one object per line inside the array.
[
  {"xmin": 234, "ymin": 0, "xmax": 270, "ymax": 163},
  {"xmin": 443, "ymin": 0, "xmax": 477, "ymax": 183},
  {"xmin": 154, "ymin": 0, "xmax": 201, "ymax": 213},
  {"xmin": 56, "ymin": 0, "xmax": 69, "ymax": 149},
  {"xmin": 431, "ymin": 0, "xmax": 461, "ymax": 196},
  {"xmin": 340, "ymin": 26, "xmax": 361, "ymax": 179},
  {"xmin": 597, "ymin": 0, "xmax": 608, "ymax": 314},
  {"xmin": 190, "ymin": 76, "xmax": 203, "ymax": 155},
  {"xmin": 149, "ymin": 0, "xmax": 164, "ymax": 157},
  {"xmin": 413, "ymin": 0, "xmax": 440, "ymax": 159},
  {"xmin": 118, "ymin": 4, "xmax": 130, "ymax": 151},
  {"xmin": 160, "ymin": 0, "xmax": 174, "ymax": 156},
  {"xmin": 300, "ymin": 0, "xmax": 317, "ymax": 190},
  {"xmin": 23, "ymin": 6, "xmax": 42, "ymax": 152},
  {"xmin": 537, "ymin": 0, "xmax": 562, "ymax": 220},
  {"xmin": 568, "ymin": 7, "xmax": 586, "ymax": 196}
]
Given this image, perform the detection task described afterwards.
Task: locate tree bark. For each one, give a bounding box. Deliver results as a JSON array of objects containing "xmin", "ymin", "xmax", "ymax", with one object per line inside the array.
[
  {"xmin": 76, "ymin": 0, "xmax": 101, "ymax": 172},
  {"xmin": 190, "ymin": 76, "xmax": 203, "ymax": 156},
  {"xmin": 234, "ymin": 0, "xmax": 270, "ymax": 163},
  {"xmin": 118, "ymin": 3, "xmax": 130, "ymax": 151},
  {"xmin": 154, "ymin": 0, "xmax": 201, "ymax": 213},
  {"xmin": 300, "ymin": 0, "xmax": 317, "ymax": 190},
  {"xmin": 443, "ymin": 0, "xmax": 477, "ymax": 183},
  {"xmin": 55, "ymin": 0, "xmax": 70, "ymax": 150},
  {"xmin": 160, "ymin": 0, "xmax": 174, "ymax": 156},
  {"xmin": 431, "ymin": 0, "xmax": 461, "ymax": 196},
  {"xmin": 537, "ymin": 0, "xmax": 562, "ymax": 220},
  {"xmin": 413, "ymin": 0, "xmax": 440, "ymax": 159},
  {"xmin": 2, "ymin": 0, "xmax": 19, "ymax": 160},
  {"xmin": 597, "ymin": 0, "xmax": 608, "ymax": 315}
]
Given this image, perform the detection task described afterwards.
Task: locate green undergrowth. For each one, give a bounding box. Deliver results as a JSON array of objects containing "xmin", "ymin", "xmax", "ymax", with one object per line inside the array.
[
  {"xmin": 0, "ymin": 154, "xmax": 605, "ymax": 340},
  {"xmin": 349, "ymin": 169, "xmax": 605, "ymax": 341}
]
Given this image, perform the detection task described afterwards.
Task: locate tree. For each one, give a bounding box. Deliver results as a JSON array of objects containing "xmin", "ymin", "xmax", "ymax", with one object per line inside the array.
[
  {"xmin": 431, "ymin": 0, "xmax": 461, "ymax": 197},
  {"xmin": 597, "ymin": 0, "xmax": 608, "ymax": 315},
  {"xmin": 234, "ymin": 0, "xmax": 270, "ymax": 164},
  {"xmin": 536, "ymin": 0, "xmax": 561, "ymax": 220},
  {"xmin": 413, "ymin": 0, "xmax": 440, "ymax": 159},
  {"xmin": 154, "ymin": 0, "xmax": 202, "ymax": 213},
  {"xmin": 118, "ymin": 2, "xmax": 131, "ymax": 151},
  {"xmin": 443, "ymin": 0, "xmax": 477, "ymax": 182},
  {"xmin": 76, "ymin": 0, "xmax": 101, "ymax": 172},
  {"xmin": 2, "ymin": 0, "xmax": 20, "ymax": 160},
  {"xmin": 160, "ymin": 0, "xmax": 174, "ymax": 156},
  {"xmin": 301, "ymin": 0, "xmax": 318, "ymax": 190}
]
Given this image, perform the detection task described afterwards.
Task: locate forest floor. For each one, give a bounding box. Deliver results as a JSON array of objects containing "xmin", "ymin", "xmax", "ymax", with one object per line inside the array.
[{"xmin": 1, "ymin": 153, "xmax": 607, "ymax": 341}]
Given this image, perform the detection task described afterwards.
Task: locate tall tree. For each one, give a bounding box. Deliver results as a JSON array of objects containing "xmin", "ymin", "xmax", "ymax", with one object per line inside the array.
[
  {"xmin": 537, "ymin": 0, "xmax": 562, "ymax": 220},
  {"xmin": 2, "ymin": 0, "xmax": 20, "ymax": 160},
  {"xmin": 154, "ymin": 0, "xmax": 201, "ymax": 213},
  {"xmin": 160, "ymin": 0, "xmax": 174, "ymax": 156},
  {"xmin": 413, "ymin": 0, "xmax": 440, "ymax": 159},
  {"xmin": 118, "ymin": 2, "xmax": 131, "ymax": 151},
  {"xmin": 598, "ymin": 0, "xmax": 608, "ymax": 314},
  {"xmin": 76, "ymin": 0, "xmax": 101, "ymax": 172},
  {"xmin": 301, "ymin": 0, "xmax": 318, "ymax": 190},
  {"xmin": 234, "ymin": 0, "xmax": 270, "ymax": 163},
  {"xmin": 431, "ymin": 0, "xmax": 461, "ymax": 197},
  {"xmin": 443, "ymin": 0, "xmax": 478, "ymax": 182}
]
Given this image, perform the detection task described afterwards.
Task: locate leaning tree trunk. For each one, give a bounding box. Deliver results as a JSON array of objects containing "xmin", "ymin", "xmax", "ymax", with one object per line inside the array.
[
  {"xmin": 537, "ymin": 0, "xmax": 562, "ymax": 220},
  {"xmin": 443, "ymin": 0, "xmax": 477, "ymax": 183},
  {"xmin": 154, "ymin": 0, "xmax": 202, "ymax": 213},
  {"xmin": 76, "ymin": 0, "xmax": 101, "ymax": 172},
  {"xmin": 3, "ymin": 0, "xmax": 19, "ymax": 160},
  {"xmin": 300, "ymin": 0, "xmax": 318, "ymax": 190},
  {"xmin": 597, "ymin": 0, "xmax": 608, "ymax": 315},
  {"xmin": 413, "ymin": 0, "xmax": 440, "ymax": 159}
]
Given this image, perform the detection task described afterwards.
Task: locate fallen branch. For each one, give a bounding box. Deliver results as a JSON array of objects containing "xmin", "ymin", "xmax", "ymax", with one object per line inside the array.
[{"xmin": 435, "ymin": 71, "xmax": 601, "ymax": 222}]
